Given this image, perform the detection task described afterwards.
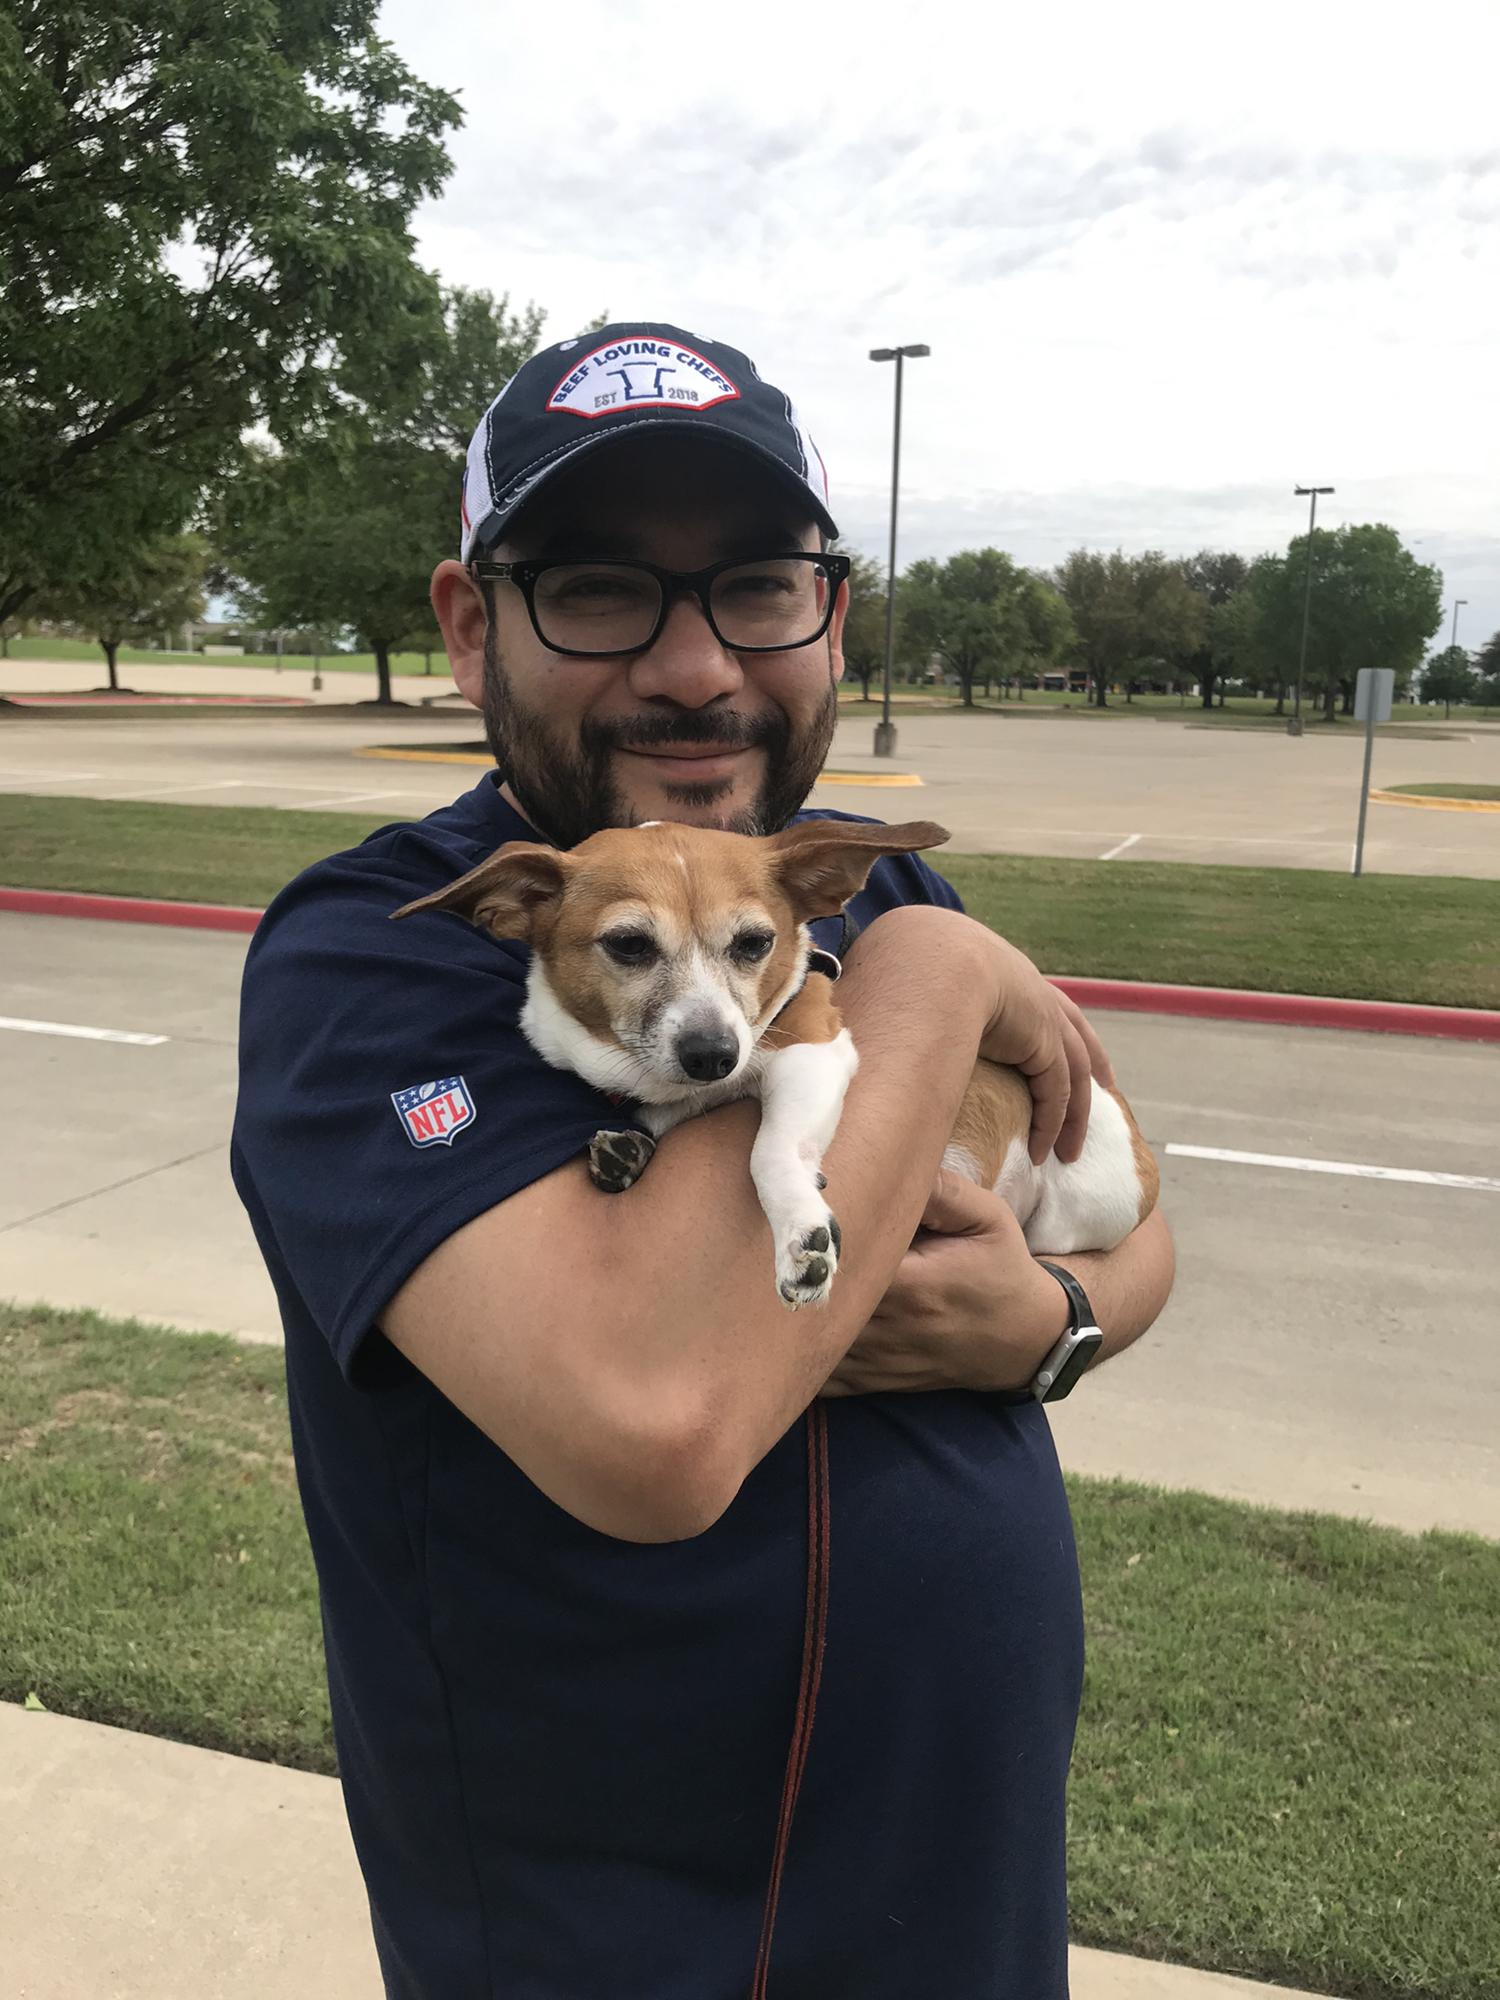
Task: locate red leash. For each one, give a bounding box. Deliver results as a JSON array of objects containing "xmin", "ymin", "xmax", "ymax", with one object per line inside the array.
[{"xmin": 749, "ymin": 1404, "xmax": 831, "ymax": 1999}]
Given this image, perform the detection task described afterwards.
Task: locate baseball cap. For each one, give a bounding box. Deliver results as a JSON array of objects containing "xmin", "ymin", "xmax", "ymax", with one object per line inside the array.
[{"xmin": 459, "ymin": 322, "xmax": 837, "ymax": 562}]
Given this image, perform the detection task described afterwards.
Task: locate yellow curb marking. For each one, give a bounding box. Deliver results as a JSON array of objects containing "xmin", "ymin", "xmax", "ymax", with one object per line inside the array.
[
  {"xmin": 1369, "ymin": 789, "xmax": 1500, "ymax": 813},
  {"xmin": 815, "ymin": 770, "xmax": 924, "ymax": 788},
  {"xmin": 355, "ymin": 747, "xmax": 926, "ymax": 787},
  {"xmin": 355, "ymin": 746, "xmax": 492, "ymax": 765}
]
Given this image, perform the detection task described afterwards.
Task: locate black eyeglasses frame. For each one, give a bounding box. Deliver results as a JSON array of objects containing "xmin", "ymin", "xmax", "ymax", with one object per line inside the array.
[{"xmin": 466, "ymin": 551, "xmax": 852, "ymax": 659}]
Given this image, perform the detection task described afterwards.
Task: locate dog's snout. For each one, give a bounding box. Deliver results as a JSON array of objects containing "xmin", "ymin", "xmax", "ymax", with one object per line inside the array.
[{"xmin": 675, "ymin": 1029, "xmax": 739, "ymax": 1083}]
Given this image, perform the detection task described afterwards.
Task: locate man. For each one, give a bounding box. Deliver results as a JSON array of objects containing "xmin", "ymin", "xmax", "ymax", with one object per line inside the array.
[{"xmin": 232, "ymin": 322, "xmax": 1174, "ymax": 1998}]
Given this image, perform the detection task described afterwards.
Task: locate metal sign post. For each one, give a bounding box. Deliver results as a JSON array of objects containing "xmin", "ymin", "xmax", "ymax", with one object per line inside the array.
[{"xmin": 1351, "ymin": 667, "xmax": 1394, "ymax": 877}]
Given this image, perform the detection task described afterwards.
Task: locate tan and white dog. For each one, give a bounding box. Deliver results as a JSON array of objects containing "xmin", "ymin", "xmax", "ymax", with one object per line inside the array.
[{"xmin": 395, "ymin": 818, "xmax": 1157, "ymax": 1308}]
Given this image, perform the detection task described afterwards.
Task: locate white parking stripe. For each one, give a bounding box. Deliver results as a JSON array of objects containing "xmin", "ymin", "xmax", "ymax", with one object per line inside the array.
[
  {"xmin": 0, "ymin": 769, "xmax": 101, "ymax": 783},
  {"xmin": 103, "ymin": 780, "xmax": 246, "ymax": 801},
  {"xmin": 1165, "ymin": 1143, "xmax": 1500, "ymax": 1193},
  {"xmin": 0, "ymin": 1015, "xmax": 169, "ymax": 1047},
  {"xmin": 1099, "ymin": 832, "xmax": 1141, "ymax": 861},
  {"xmin": 279, "ymin": 789, "xmax": 406, "ymax": 810}
]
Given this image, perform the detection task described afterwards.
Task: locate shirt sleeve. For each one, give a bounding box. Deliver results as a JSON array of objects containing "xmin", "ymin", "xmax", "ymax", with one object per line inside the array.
[{"xmin": 231, "ymin": 842, "xmax": 637, "ymax": 1389}]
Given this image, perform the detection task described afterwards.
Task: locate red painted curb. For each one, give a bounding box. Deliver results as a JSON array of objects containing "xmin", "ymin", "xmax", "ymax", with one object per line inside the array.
[
  {"xmin": 4, "ymin": 886, "xmax": 1497, "ymax": 1043},
  {"xmin": 0, "ymin": 886, "xmax": 260, "ymax": 934},
  {"xmin": 1050, "ymin": 976, "xmax": 1500, "ymax": 1044}
]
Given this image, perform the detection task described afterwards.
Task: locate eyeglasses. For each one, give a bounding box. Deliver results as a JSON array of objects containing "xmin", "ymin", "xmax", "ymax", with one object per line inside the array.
[{"xmin": 468, "ymin": 552, "xmax": 851, "ymax": 659}]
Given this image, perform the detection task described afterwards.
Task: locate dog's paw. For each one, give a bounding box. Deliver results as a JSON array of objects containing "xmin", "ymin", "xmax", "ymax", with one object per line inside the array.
[
  {"xmin": 776, "ymin": 1212, "xmax": 842, "ymax": 1309},
  {"xmin": 588, "ymin": 1128, "xmax": 656, "ymax": 1194}
]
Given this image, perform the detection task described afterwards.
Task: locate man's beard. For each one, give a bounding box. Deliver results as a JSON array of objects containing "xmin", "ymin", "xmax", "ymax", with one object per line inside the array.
[{"xmin": 480, "ymin": 626, "xmax": 839, "ymax": 849}]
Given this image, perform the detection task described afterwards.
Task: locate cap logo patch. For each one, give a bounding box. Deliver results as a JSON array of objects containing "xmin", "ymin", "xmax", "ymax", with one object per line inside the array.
[
  {"xmin": 392, "ymin": 1076, "xmax": 477, "ymax": 1149},
  {"xmin": 548, "ymin": 339, "xmax": 740, "ymax": 421}
]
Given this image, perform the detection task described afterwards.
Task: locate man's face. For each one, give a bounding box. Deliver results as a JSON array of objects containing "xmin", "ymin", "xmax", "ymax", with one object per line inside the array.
[{"xmin": 432, "ymin": 436, "xmax": 845, "ymax": 847}]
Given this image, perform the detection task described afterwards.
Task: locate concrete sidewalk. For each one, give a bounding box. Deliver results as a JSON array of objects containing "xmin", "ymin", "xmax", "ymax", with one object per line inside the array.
[{"xmin": 1, "ymin": 1703, "xmax": 1326, "ymax": 2000}]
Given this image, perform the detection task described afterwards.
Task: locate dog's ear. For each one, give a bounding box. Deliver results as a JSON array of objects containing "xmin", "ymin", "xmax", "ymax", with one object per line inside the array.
[
  {"xmin": 767, "ymin": 819, "xmax": 950, "ymax": 920},
  {"xmin": 391, "ymin": 842, "xmax": 571, "ymax": 941}
]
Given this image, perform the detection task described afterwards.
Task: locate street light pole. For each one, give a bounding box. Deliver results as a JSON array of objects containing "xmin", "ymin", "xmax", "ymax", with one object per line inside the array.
[
  {"xmin": 1451, "ymin": 598, "xmax": 1467, "ymax": 654},
  {"xmin": 1288, "ymin": 485, "xmax": 1334, "ymax": 736},
  {"xmin": 869, "ymin": 343, "xmax": 930, "ymax": 756}
]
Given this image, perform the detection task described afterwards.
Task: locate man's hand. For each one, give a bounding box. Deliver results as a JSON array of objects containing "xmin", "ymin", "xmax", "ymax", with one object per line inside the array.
[
  {"xmin": 819, "ymin": 1171, "xmax": 1068, "ymax": 1398},
  {"xmin": 976, "ymin": 942, "xmax": 1117, "ymax": 1166}
]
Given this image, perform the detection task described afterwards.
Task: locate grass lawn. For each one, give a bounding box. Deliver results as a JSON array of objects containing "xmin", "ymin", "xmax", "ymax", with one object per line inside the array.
[
  {"xmin": 3, "ymin": 1299, "xmax": 1496, "ymax": 2000},
  {"xmin": 1, "ymin": 792, "xmax": 1496, "ymax": 1007},
  {"xmin": 4, "ymin": 637, "xmax": 459, "ymax": 678}
]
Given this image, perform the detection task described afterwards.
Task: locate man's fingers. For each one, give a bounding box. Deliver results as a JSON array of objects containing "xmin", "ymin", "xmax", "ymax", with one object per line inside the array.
[
  {"xmin": 1052, "ymin": 1018, "xmax": 1093, "ymax": 1165},
  {"xmin": 919, "ymin": 1167, "xmax": 1007, "ymax": 1236},
  {"xmin": 1056, "ymin": 991, "xmax": 1115, "ymax": 1087},
  {"xmin": 1021, "ymin": 1031, "xmax": 1069, "ymax": 1167}
]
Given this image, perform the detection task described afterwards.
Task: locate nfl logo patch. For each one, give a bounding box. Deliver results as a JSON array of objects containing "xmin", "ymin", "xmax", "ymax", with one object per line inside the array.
[{"xmin": 392, "ymin": 1076, "xmax": 477, "ymax": 1149}]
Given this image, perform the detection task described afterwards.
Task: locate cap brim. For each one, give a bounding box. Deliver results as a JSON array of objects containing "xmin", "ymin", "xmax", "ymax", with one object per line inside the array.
[{"xmin": 468, "ymin": 419, "xmax": 838, "ymax": 556}]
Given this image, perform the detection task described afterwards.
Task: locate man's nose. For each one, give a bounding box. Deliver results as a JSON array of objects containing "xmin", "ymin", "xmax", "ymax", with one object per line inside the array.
[{"xmin": 626, "ymin": 593, "xmax": 745, "ymax": 707}]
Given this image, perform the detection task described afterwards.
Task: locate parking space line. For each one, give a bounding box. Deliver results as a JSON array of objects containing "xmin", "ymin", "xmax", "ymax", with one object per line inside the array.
[
  {"xmin": 1099, "ymin": 832, "xmax": 1141, "ymax": 861},
  {"xmin": 279, "ymin": 789, "xmax": 409, "ymax": 810},
  {"xmin": 0, "ymin": 1015, "xmax": 169, "ymax": 1047},
  {"xmin": 1165, "ymin": 1142, "xmax": 1500, "ymax": 1193},
  {"xmin": 104, "ymin": 780, "xmax": 247, "ymax": 801},
  {"xmin": 0, "ymin": 769, "xmax": 101, "ymax": 783}
]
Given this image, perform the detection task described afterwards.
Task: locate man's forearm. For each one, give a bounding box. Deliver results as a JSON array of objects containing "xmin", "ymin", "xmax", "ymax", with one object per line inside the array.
[{"xmin": 1041, "ymin": 1205, "xmax": 1175, "ymax": 1368}]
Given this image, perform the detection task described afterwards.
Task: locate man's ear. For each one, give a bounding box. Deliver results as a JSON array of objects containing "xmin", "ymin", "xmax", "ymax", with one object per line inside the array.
[
  {"xmin": 391, "ymin": 842, "xmax": 570, "ymax": 941},
  {"xmin": 768, "ymin": 819, "xmax": 951, "ymax": 920}
]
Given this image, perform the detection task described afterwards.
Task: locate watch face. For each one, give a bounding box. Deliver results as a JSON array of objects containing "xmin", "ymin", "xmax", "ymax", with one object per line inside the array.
[{"xmin": 1038, "ymin": 1328, "xmax": 1104, "ymax": 1403}]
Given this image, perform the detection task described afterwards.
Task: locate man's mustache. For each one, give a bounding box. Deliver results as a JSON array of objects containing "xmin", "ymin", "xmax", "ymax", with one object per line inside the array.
[{"xmin": 583, "ymin": 710, "xmax": 784, "ymax": 752}]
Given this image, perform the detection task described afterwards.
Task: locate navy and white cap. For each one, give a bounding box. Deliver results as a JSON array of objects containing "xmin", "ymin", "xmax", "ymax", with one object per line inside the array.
[{"xmin": 459, "ymin": 322, "xmax": 837, "ymax": 562}]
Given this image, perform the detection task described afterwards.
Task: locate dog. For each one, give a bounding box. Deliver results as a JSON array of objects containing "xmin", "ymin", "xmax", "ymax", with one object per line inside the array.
[{"xmin": 394, "ymin": 817, "xmax": 1158, "ymax": 1309}]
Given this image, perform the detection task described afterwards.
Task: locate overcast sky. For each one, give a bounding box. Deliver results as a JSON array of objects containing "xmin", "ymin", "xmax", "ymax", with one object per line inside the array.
[{"xmin": 380, "ymin": 0, "xmax": 1499, "ymax": 652}]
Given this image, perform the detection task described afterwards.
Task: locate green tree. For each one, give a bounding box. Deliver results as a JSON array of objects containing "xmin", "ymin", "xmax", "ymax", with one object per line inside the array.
[
  {"xmin": 1008, "ymin": 574, "xmax": 1074, "ymax": 697},
  {"xmin": 219, "ymin": 284, "xmax": 564, "ymax": 704},
  {"xmin": 1054, "ymin": 550, "xmax": 1206, "ymax": 706},
  {"xmin": 1234, "ymin": 525, "xmax": 1442, "ymax": 722},
  {"xmin": 1473, "ymin": 630, "xmax": 1500, "ymax": 684},
  {"xmin": 830, "ymin": 545, "xmax": 887, "ymax": 701},
  {"xmin": 0, "ymin": 0, "xmax": 460, "ymax": 629},
  {"xmin": 1180, "ymin": 550, "xmax": 1250, "ymax": 707},
  {"xmin": 1419, "ymin": 645, "xmax": 1477, "ymax": 718},
  {"xmin": 220, "ymin": 440, "xmax": 451, "ymax": 706},
  {"xmin": 42, "ymin": 532, "xmax": 208, "ymax": 688},
  {"xmin": 900, "ymin": 549, "xmax": 1057, "ymax": 706}
]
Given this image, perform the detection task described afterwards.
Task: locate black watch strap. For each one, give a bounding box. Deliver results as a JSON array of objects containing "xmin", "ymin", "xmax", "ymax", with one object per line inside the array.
[{"xmin": 1030, "ymin": 1261, "xmax": 1104, "ymax": 1403}]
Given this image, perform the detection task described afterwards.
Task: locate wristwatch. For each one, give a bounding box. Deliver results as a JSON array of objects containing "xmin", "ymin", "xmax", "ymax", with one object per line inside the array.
[{"xmin": 1029, "ymin": 1262, "xmax": 1104, "ymax": 1403}]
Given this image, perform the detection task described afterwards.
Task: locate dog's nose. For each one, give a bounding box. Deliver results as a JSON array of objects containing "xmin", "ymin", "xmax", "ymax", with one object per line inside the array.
[{"xmin": 676, "ymin": 1030, "xmax": 739, "ymax": 1083}]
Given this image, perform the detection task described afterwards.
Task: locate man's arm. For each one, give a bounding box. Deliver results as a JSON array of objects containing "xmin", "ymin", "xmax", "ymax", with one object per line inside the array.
[{"xmin": 381, "ymin": 906, "xmax": 1084, "ymax": 1544}]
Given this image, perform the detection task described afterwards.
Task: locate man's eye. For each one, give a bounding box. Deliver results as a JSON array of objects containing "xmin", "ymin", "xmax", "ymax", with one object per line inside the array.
[
  {"xmin": 601, "ymin": 931, "xmax": 657, "ymax": 966},
  {"xmin": 731, "ymin": 931, "xmax": 775, "ymax": 962}
]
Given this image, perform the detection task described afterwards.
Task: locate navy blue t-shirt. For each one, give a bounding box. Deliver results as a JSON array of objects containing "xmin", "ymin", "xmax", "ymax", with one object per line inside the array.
[{"xmin": 231, "ymin": 773, "xmax": 1083, "ymax": 2000}]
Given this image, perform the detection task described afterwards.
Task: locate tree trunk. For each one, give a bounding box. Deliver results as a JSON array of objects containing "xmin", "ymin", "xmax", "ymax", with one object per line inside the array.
[
  {"xmin": 1092, "ymin": 672, "xmax": 1108, "ymax": 708},
  {"xmin": 1125, "ymin": 681, "xmax": 1135, "ymax": 704},
  {"xmin": 1322, "ymin": 683, "xmax": 1337, "ymax": 722},
  {"xmin": 373, "ymin": 640, "xmax": 394, "ymax": 706},
  {"xmin": 103, "ymin": 639, "xmax": 119, "ymax": 691},
  {"xmin": 1274, "ymin": 684, "xmax": 1286, "ymax": 714},
  {"xmin": 1340, "ymin": 681, "xmax": 1355, "ymax": 715},
  {"xmin": 858, "ymin": 666, "xmax": 872, "ymax": 701}
]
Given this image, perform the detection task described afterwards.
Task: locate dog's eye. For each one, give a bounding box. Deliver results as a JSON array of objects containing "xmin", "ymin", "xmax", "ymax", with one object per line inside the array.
[
  {"xmin": 731, "ymin": 930, "xmax": 775, "ymax": 963},
  {"xmin": 601, "ymin": 930, "xmax": 658, "ymax": 966}
]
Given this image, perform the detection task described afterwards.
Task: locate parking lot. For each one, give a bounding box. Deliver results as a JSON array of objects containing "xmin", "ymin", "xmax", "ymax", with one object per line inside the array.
[{"xmin": 3, "ymin": 696, "xmax": 1499, "ymax": 876}]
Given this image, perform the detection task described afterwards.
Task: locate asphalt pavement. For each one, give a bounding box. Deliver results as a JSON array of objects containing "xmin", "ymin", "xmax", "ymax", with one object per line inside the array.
[
  {"xmin": 4, "ymin": 910, "xmax": 1497, "ymax": 1537},
  {"xmin": 4, "ymin": 657, "xmax": 1500, "ymax": 876}
]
